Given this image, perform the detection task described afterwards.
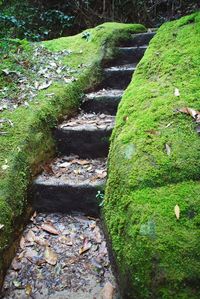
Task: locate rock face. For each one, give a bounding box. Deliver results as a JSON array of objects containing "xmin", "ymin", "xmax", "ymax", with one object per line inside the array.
[{"xmin": 104, "ymin": 13, "xmax": 200, "ymax": 299}]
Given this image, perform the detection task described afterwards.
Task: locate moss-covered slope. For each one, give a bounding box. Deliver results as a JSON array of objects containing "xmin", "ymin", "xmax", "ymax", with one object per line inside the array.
[
  {"xmin": 104, "ymin": 13, "xmax": 200, "ymax": 298},
  {"xmin": 0, "ymin": 22, "xmax": 145, "ymax": 284}
]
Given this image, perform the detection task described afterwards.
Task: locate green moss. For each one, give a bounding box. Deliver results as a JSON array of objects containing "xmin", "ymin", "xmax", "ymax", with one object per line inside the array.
[
  {"xmin": 0, "ymin": 22, "xmax": 145, "ymax": 282},
  {"xmin": 104, "ymin": 13, "xmax": 200, "ymax": 298}
]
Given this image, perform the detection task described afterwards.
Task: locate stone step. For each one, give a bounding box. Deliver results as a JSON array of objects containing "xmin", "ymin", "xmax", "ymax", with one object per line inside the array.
[
  {"xmin": 116, "ymin": 46, "xmax": 147, "ymax": 64},
  {"xmin": 82, "ymin": 89, "xmax": 123, "ymax": 115},
  {"xmin": 31, "ymin": 156, "xmax": 107, "ymax": 216},
  {"xmin": 100, "ymin": 64, "xmax": 136, "ymax": 89},
  {"xmin": 54, "ymin": 113, "xmax": 115, "ymax": 158},
  {"xmin": 122, "ymin": 32, "xmax": 155, "ymax": 47}
]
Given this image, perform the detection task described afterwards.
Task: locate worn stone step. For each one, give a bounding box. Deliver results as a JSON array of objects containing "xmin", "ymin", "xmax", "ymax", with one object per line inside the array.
[
  {"xmin": 116, "ymin": 46, "xmax": 147, "ymax": 64},
  {"xmin": 122, "ymin": 32, "xmax": 155, "ymax": 47},
  {"xmin": 31, "ymin": 156, "xmax": 107, "ymax": 216},
  {"xmin": 100, "ymin": 64, "xmax": 136, "ymax": 89},
  {"xmin": 82, "ymin": 89, "xmax": 123, "ymax": 115},
  {"xmin": 54, "ymin": 113, "xmax": 115, "ymax": 158}
]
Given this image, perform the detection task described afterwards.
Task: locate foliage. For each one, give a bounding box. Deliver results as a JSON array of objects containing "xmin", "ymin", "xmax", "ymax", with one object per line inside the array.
[
  {"xmin": 0, "ymin": 0, "xmax": 199, "ymax": 42},
  {"xmin": 0, "ymin": 1, "xmax": 74, "ymax": 41}
]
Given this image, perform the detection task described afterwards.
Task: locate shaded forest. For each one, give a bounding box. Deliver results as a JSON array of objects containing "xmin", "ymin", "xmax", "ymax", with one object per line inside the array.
[{"xmin": 0, "ymin": 0, "xmax": 199, "ymax": 41}]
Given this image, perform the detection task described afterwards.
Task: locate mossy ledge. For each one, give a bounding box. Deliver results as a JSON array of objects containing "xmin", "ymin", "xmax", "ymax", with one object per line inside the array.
[
  {"xmin": 104, "ymin": 13, "xmax": 200, "ymax": 298},
  {"xmin": 0, "ymin": 22, "xmax": 146, "ymax": 285}
]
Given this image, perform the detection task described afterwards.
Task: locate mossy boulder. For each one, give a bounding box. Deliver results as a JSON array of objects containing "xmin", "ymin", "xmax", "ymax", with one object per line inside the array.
[
  {"xmin": 0, "ymin": 22, "xmax": 145, "ymax": 284},
  {"xmin": 104, "ymin": 13, "xmax": 200, "ymax": 298}
]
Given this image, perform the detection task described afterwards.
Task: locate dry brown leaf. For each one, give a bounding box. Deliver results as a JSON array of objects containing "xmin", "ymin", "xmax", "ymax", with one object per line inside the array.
[
  {"xmin": 25, "ymin": 230, "xmax": 36, "ymax": 243},
  {"xmin": 44, "ymin": 246, "xmax": 57, "ymax": 265},
  {"xmin": 97, "ymin": 172, "xmax": 107, "ymax": 179},
  {"xmin": 174, "ymin": 205, "xmax": 180, "ymax": 220},
  {"xmin": 41, "ymin": 223, "xmax": 59, "ymax": 235},
  {"xmin": 25, "ymin": 248, "xmax": 38, "ymax": 260},
  {"xmin": 79, "ymin": 238, "xmax": 92, "ymax": 255},
  {"xmin": 30, "ymin": 211, "xmax": 37, "ymax": 222},
  {"xmin": 145, "ymin": 129, "xmax": 160, "ymax": 136},
  {"xmin": 35, "ymin": 236, "xmax": 48, "ymax": 247},
  {"xmin": 25, "ymin": 284, "xmax": 32, "ymax": 296},
  {"xmin": 99, "ymin": 282, "xmax": 115, "ymax": 299},
  {"xmin": 59, "ymin": 236, "xmax": 73, "ymax": 246},
  {"xmin": 71, "ymin": 159, "xmax": 89, "ymax": 165},
  {"xmin": 42, "ymin": 164, "xmax": 54, "ymax": 175},
  {"xmin": 11, "ymin": 257, "xmax": 21, "ymax": 271},
  {"xmin": 20, "ymin": 236, "xmax": 26, "ymax": 250},
  {"xmin": 178, "ymin": 107, "xmax": 200, "ymax": 123}
]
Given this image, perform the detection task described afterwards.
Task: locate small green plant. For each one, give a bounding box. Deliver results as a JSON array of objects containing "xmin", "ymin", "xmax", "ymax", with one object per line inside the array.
[
  {"xmin": 96, "ymin": 191, "xmax": 104, "ymax": 207},
  {"xmin": 82, "ymin": 31, "xmax": 92, "ymax": 42}
]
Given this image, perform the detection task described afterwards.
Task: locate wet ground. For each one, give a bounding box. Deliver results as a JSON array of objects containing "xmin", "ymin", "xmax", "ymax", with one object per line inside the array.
[{"xmin": 1, "ymin": 212, "xmax": 118, "ymax": 299}]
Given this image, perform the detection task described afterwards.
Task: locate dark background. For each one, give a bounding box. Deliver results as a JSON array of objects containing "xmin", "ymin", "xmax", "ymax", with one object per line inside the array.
[{"xmin": 0, "ymin": 0, "xmax": 199, "ymax": 40}]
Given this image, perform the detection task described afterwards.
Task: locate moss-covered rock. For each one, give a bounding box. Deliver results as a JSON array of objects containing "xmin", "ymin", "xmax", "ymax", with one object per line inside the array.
[
  {"xmin": 0, "ymin": 22, "xmax": 145, "ymax": 284},
  {"xmin": 104, "ymin": 13, "xmax": 200, "ymax": 298}
]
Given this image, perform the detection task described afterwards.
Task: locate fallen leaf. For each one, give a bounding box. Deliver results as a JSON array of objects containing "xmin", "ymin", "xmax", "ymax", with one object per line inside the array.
[
  {"xmin": 58, "ymin": 162, "xmax": 71, "ymax": 168},
  {"xmin": 44, "ymin": 246, "xmax": 57, "ymax": 265},
  {"xmin": 25, "ymin": 284, "xmax": 32, "ymax": 296},
  {"xmin": 71, "ymin": 159, "xmax": 89, "ymax": 165},
  {"xmin": 165, "ymin": 144, "xmax": 171, "ymax": 156},
  {"xmin": 11, "ymin": 257, "xmax": 21, "ymax": 271},
  {"xmin": 145, "ymin": 129, "xmax": 160, "ymax": 136},
  {"xmin": 99, "ymin": 282, "xmax": 115, "ymax": 299},
  {"xmin": 42, "ymin": 164, "xmax": 54, "ymax": 175},
  {"xmin": 59, "ymin": 236, "xmax": 73, "ymax": 246},
  {"xmin": 41, "ymin": 223, "xmax": 59, "ymax": 235},
  {"xmin": 35, "ymin": 236, "xmax": 48, "ymax": 247},
  {"xmin": 24, "ymin": 248, "xmax": 38, "ymax": 261},
  {"xmin": 13, "ymin": 280, "xmax": 22, "ymax": 288},
  {"xmin": 174, "ymin": 88, "xmax": 180, "ymax": 97},
  {"xmin": 165, "ymin": 122, "xmax": 174, "ymax": 128},
  {"xmin": 63, "ymin": 77, "xmax": 76, "ymax": 84},
  {"xmin": 177, "ymin": 107, "xmax": 200, "ymax": 123},
  {"xmin": 123, "ymin": 115, "xmax": 129, "ymax": 122},
  {"xmin": 174, "ymin": 205, "xmax": 180, "ymax": 220},
  {"xmin": 79, "ymin": 238, "xmax": 92, "ymax": 255},
  {"xmin": 38, "ymin": 81, "xmax": 52, "ymax": 90},
  {"xmin": 30, "ymin": 211, "xmax": 37, "ymax": 222},
  {"xmin": 25, "ymin": 230, "xmax": 36, "ymax": 243},
  {"xmin": 20, "ymin": 236, "xmax": 26, "ymax": 250}
]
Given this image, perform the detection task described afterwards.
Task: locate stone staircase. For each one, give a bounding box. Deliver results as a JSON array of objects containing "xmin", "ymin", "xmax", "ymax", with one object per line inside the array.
[
  {"xmin": 2, "ymin": 31, "xmax": 155, "ymax": 299},
  {"xmin": 31, "ymin": 31, "xmax": 155, "ymax": 217}
]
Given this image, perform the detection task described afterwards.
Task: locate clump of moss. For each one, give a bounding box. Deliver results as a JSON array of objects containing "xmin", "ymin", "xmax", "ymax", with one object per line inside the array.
[
  {"xmin": 0, "ymin": 22, "xmax": 145, "ymax": 284},
  {"xmin": 104, "ymin": 13, "xmax": 200, "ymax": 298}
]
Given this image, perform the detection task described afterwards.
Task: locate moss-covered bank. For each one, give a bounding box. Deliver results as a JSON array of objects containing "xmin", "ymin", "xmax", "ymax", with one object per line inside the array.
[
  {"xmin": 104, "ymin": 13, "xmax": 200, "ymax": 298},
  {"xmin": 0, "ymin": 22, "xmax": 145, "ymax": 284}
]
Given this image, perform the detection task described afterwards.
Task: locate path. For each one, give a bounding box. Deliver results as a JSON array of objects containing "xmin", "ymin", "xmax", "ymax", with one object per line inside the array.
[{"xmin": 1, "ymin": 32, "xmax": 155, "ymax": 299}]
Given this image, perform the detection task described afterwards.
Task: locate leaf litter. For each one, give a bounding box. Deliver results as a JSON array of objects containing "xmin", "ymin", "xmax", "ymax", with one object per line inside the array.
[
  {"xmin": 2, "ymin": 212, "xmax": 118, "ymax": 299},
  {"xmin": 59, "ymin": 112, "xmax": 115, "ymax": 131},
  {"xmin": 41, "ymin": 155, "xmax": 107, "ymax": 185},
  {"xmin": 0, "ymin": 45, "xmax": 79, "ymax": 114}
]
